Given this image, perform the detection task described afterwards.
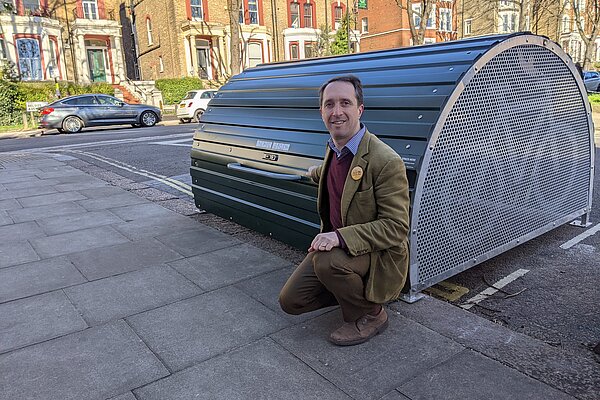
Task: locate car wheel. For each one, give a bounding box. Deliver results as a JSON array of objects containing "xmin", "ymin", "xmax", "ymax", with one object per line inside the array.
[
  {"xmin": 62, "ymin": 116, "xmax": 83, "ymax": 133},
  {"xmin": 140, "ymin": 111, "xmax": 158, "ymax": 127},
  {"xmin": 193, "ymin": 109, "xmax": 204, "ymax": 123}
]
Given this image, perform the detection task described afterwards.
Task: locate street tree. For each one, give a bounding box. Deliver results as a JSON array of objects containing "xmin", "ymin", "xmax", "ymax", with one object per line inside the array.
[
  {"xmin": 571, "ymin": 0, "xmax": 600, "ymax": 69},
  {"xmin": 331, "ymin": 13, "xmax": 350, "ymax": 54},
  {"xmin": 395, "ymin": 0, "xmax": 436, "ymax": 45},
  {"xmin": 227, "ymin": 0, "xmax": 242, "ymax": 76},
  {"xmin": 315, "ymin": 24, "xmax": 333, "ymax": 57}
]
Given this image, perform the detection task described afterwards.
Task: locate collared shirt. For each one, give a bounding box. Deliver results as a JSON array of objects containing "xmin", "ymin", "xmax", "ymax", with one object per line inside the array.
[{"xmin": 327, "ymin": 124, "xmax": 366, "ymax": 159}]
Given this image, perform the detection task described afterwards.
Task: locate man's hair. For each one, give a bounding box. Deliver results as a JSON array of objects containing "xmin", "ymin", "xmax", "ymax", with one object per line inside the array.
[{"xmin": 318, "ymin": 75, "xmax": 364, "ymax": 107}]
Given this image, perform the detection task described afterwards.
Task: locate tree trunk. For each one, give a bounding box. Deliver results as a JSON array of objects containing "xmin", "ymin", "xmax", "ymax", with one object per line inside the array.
[{"xmin": 228, "ymin": 0, "xmax": 242, "ymax": 76}]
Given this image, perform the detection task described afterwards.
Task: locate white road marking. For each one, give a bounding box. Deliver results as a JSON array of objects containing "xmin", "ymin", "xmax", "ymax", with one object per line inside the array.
[
  {"xmin": 63, "ymin": 149, "xmax": 194, "ymax": 197},
  {"xmin": 12, "ymin": 132, "xmax": 194, "ymax": 153},
  {"xmin": 560, "ymin": 223, "xmax": 600, "ymax": 249},
  {"xmin": 460, "ymin": 269, "xmax": 530, "ymax": 310},
  {"xmin": 149, "ymin": 138, "xmax": 192, "ymax": 147}
]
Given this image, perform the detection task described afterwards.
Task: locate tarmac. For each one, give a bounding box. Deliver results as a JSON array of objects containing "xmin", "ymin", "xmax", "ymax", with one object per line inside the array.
[{"xmin": 0, "ymin": 153, "xmax": 598, "ymax": 399}]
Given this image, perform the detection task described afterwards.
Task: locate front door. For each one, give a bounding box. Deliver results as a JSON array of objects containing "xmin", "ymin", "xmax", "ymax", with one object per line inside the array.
[{"xmin": 87, "ymin": 49, "xmax": 107, "ymax": 82}]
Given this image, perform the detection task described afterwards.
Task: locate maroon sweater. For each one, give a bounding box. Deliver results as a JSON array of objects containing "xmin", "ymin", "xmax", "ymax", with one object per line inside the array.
[{"xmin": 326, "ymin": 149, "xmax": 353, "ymax": 231}]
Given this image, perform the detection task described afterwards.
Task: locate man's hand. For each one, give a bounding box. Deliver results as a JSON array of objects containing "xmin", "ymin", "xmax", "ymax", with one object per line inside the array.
[
  {"xmin": 306, "ymin": 165, "xmax": 319, "ymax": 178},
  {"xmin": 309, "ymin": 232, "xmax": 340, "ymax": 252}
]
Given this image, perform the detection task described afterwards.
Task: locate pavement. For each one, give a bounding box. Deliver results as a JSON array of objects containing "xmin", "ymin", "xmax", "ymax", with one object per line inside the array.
[{"xmin": 0, "ymin": 154, "xmax": 598, "ymax": 400}]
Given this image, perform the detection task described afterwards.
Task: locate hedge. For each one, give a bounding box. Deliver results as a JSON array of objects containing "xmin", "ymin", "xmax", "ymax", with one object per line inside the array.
[
  {"xmin": 155, "ymin": 77, "xmax": 204, "ymax": 105},
  {"xmin": 0, "ymin": 80, "xmax": 24, "ymax": 126}
]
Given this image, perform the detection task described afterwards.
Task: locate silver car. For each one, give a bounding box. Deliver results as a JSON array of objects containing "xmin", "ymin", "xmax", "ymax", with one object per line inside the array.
[{"xmin": 39, "ymin": 94, "xmax": 162, "ymax": 133}]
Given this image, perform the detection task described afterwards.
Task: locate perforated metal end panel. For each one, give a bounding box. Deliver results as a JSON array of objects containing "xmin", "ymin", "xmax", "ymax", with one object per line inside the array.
[{"xmin": 412, "ymin": 43, "xmax": 592, "ymax": 288}]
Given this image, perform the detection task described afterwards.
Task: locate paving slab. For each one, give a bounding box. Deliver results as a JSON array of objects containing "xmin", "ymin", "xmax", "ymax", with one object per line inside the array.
[
  {"xmin": 380, "ymin": 391, "xmax": 412, "ymax": 400},
  {"xmin": 0, "ymin": 256, "xmax": 85, "ymax": 303},
  {"xmin": 0, "ymin": 291, "xmax": 87, "ymax": 354},
  {"xmin": 1, "ymin": 178, "xmax": 60, "ymax": 190},
  {"xmin": 235, "ymin": 266, "xmax": 331, "ymax": 323},
  {"xmin": 389, "ymin": 297, "xmax": 600, "ymax": 400},
  {"xmin": 134, "ymin": 338, "xmax": 352, "ymax": 400},
  {"xmin": 168, "ymin": 243, "xmax": 291, "ymax": 291},
  {"xmin": 127, "ymin": 286, "xmax": 289, "ymax": 372},
  {"xmin": 0, "ymin": 170, "xmax": 40, "ymax": 184},
  {"xmin": 36, "ymin": 209, "xmax": 124, "ymax": 236},
  {"xmin": 78, "ymin": 185, "xmax": 127, "ymax": 198},
  {"xmin": 0, "ymin": 198, "xmax": 22, "ymax": 211},
  {"xmin": 34, "ymin": 168, "xmax": 88, "ymax": 180},
  {"xmin": 271, "ymin": 310, "xmax": 465, "ymax": 400},
  {"xmin": 109, "ymin": 202, "xmax": 176, "ymax": 221},
  {"xmin": 8, "ymin": 201, "xmax": 88, "ymax": 223},
  {"xmin": 52, "ymin": 173, "xmax": 103, "ymax": 184},
  {"xmin": 113, "ymin": 214, "xmax": 200, "ymax": 241},
  {"xmin": 398, "ymin": 349, "xmax": 575, "ymax": 400},
  {"xmin": 17, "ymin": 191, "xmax": 88, "ymax": 208},
  {"xmin": 0, "ymin": 184, "xmax": 58, "ymax": 201},
  {"xmin": 77, "ymin": 192, "xmax": 150, "ymax": 211},
  {"xmin": 0, "ymin": 241, "xmax": 40, "ymax": 269},
  {"xmin": 30, "ymin": 225, "xmax": 130, "ymax": 258},
  {"xmin": 109, "ymin": 393, "xmax": 137, "ymax": 400},
  {"xmin": 68, "ymin": 238, "xmax": 184, "ymax": 280},
  {"xmin": 0, "ymin": 210, "xmax": 12, "ymax": 226},
  {"xmin": 55, "ymin": 180, "xmax": 110, "ymax": 192},
  {"xmin": 0, "ymin": 221, "xmax": 46, "ymax": 243},
  {"xmin": 155, "ymin": 227, "xmax": 241, "ymax": 258},
  {"xmin": 64, "ymin": 265, "xmax": 202, "ymax": 325},
  {"xmin": 0, "ymin": 320, "xmax": 169, "ymax": 400}
]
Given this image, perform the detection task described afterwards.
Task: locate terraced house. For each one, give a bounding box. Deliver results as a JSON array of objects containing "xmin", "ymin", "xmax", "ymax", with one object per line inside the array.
[
  {"xmin": 0, "ymin": 0, "xmax": 127, "ymax": 83},
  {"xmin": 128, "ymin": 0, "xmax": 361, "ymax": 81}
]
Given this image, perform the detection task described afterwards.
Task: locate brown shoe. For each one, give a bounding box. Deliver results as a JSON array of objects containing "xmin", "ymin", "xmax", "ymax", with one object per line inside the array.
[{"xmin": 329, "ymin": 308, "xmax": 388, "ymax": 346}]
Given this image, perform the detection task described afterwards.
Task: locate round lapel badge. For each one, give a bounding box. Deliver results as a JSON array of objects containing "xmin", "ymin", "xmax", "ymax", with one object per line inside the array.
[{"xmin": 351, "ymin": 166, "xmax": 363, "ymax": 181}]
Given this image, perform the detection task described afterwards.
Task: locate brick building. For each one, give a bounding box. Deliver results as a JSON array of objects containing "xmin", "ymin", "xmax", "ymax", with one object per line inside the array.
[
  {"xmin": 357, "ymin": 0, "xmax": 458, "ymax": 52},
  {"xmin": 127, "ymin": 0, "xmax": 361, "ymax": 81},
  {"xmin": 0, "ymin": 0, "xmax": 127, "ymax": 83}
]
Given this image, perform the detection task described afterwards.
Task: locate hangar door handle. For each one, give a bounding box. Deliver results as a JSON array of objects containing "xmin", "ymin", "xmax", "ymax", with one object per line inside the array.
[{"xmin": 227, "ymin": 163, "xmax": 302, "ymax": 180}]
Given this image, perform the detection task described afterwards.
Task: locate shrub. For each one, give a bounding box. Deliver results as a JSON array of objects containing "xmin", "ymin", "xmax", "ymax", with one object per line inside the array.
[
  {"xmin": 588, "ymin": 93, "xmax": 600, "ymax": 104},
  {"xmin": 156, "ymin": 77, "xmax": 204, "ymax": 104},
  {"xmin": 14, "ymin": 81, "xmax": 114, "ymax": 110},
  {"xmin": 0, "ymin": 80, "xmax": 24, "ymax": 126}
]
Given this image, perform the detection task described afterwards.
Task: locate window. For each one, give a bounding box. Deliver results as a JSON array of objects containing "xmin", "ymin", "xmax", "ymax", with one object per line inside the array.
[
  {"xmin": 562, "ymin": 16, "xmax": 570, "ymax": 33},
  {"xmin": 579, "ymin": 17, "xmax": 585, "ymax": 30},
  {"xmin": 0, "ymin": 38, "xmax": 7, "ymax": 59},
  {"xmin": 464, "ymin": 19, "xmax": 472, "ymax": 35},
  {"xmin": 239, "ymin": 1, "xmax": 244, "ymax": 23},
  {"xmin": 97, "ymin": 95, "xmax": 122, "ymax": 106},
  {"xmin": 304, "ymin": 41, "xmax": 315, "ymax": 58},
  {"xmin": 412, "ymin": 4, "xmax": 421, "ymax": 27},
  {"xmin": 500, "ymin": 11, "xmax": 517, "ymax": 33},
  {"xmin": 424, "ymin": 37, "xmax": 436, "ymax": 44},
  {"xmin": 191, "ymin": 0, "xmax": 203, "ymax": 20},
  {"xmin": 334, "ymin": 6, "xmax": 343, "ymax": 29},
  {"xmin": 82, "ymin": 0, "xmax": 98, "ymax": 19},
  {"xmin": 290, "ymin": 42, "xmax": 299, "ymax": 59},
  {"xmin": 63, "ymin": 96, "xmax": 98, "ymax": 105},
  {"xmin": 361, "ymin": 17, "xmax": 368, "ymax": 33},
  {"xmin": 248, "ymin": 0, "xmax": 258, "ymax": 24},
  {"xmin": 48, "ymin": 38, "xmax": 58, "ymax": 78},
  {"xmin": 16, "ymin": 38, "xmax": 42, "ymax": 80},
  {"xmin": 159, "ymin": 56, "xmax": 164, "ymax": 72},
  {"xmin": 248, "ymin": 42, "xmax": 262, "ymax": 67},
  {"xmin": 146, "ymin": 18, "xmax": 153, "ymax": 45},
  {"xmin": 290, "ymin": 2, "xmax": 299, "ymax": 27},
  {"xmin": 427, "ymin": 5, "xmax": 435, "ymax": 28},
  {"xmin": 22, "ymin": 0, "xmax": 40, "ymax": 13},
  {"xmin": 439, "ymin": 8, "xmax": 451, "ymax": 32},
  {"xmin": 499, "ymin": 0, "xmax": 510, "ymax": 6},
  {"xmin": 303, "ymin": 3, "xmax": 312, "ymax": 28},
  {"xmin": 200, "ymin": 91, "xmax": 214, "ymax": 99}
]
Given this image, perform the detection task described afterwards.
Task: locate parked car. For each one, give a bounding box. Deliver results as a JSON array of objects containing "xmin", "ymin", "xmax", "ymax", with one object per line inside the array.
[
  {"xmin": 176, "ymin": 89, "xmax": 217, "ymax": 123},
  {"xmin": 583, "ymin": 71, "xmax": 600, "ymax": 92},
  {"xmin": 39, "ymin": 94, "xmax": 162, "ymax": 133}
]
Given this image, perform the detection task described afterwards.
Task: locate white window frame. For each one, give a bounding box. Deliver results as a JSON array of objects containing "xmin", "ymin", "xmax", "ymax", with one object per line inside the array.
[
  {"xmin": 439, "ymin": 8, "xmax": 452, "ymax": 32},
  {"xmin": 361, "ymin": 17, "xmax": 368, "ymax": 33},
  {"xmin": 562, "ymin": 16, "xmax": 570, "ymax": 32},
  {"xmin": 303, "ymin": 2, "xmax": 313, "ymax": 28},
  {"xmin": 290, "ymin": 2, "xmax": 299, "ymax": 28},
  {"xmin": 159, "ymin": 56, "xmax": 164, "ymax": 72},
  {"xmin": 146, "ymin": 18, "xmax": 153, "ymax": 45},
  {"xmin": 464, "ymin": 18, "xmax": 472, "ymax": 35},
  {"xmin": 334, "ymin": 6, "xmax": 343, "ymax": 30},
  {"xmin": 248, "ymin": 0, "xmax": 258, "ymax": 24},
  {"xmin": 427, "ymin": 5, "xmax": 435, "ymax": 29},
  {"xmin": 190, "ymin": 0, "xmax": 204, "ymax": 20},
  {"xmin": 247, "ymin": 42, "xmax": 262, "ymax": 67},
  {"xmin": 0, "ymin": 38, "xmax": 7, "ymax": 60},
  {"xmin": 412, "ymin": 4, "xmax": 421, "ymax": 27},
  {"xmin": 82, "ymin": 0, "xmax": 98, "ymax": 19},
  {"xmin": 22, "ymin": 0, "xmax": 40, "ymax": 13},
  {"xmin": 499, "ymin": 11, "xmax": 517, "ymax": 33}
]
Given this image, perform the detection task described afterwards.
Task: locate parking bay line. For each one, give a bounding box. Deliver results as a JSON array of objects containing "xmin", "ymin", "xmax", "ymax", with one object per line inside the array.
[
  {"xmin": 64, "ymin": 150, "xmax": 194, "ymax": 197},
  {"xmin": 560, "ymin": 223, "xmax": 600, "ymax": 249},
  {"xmin": 460, "ymin": 269, "xmax": 530, "ymax": 310}
]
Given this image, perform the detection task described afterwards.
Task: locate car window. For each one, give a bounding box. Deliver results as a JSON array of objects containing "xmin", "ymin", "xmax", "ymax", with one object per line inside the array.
[
  {"xmin": 200, "ymin": 91, "xmax": 212, "ymax": 99},
  {"xmin": 97, "ymin": 96, "xmax": 122, "ymax": 106},
  {"xmin": 584, "ymin": 72, "xmax": 599, "ymax": 80},
  {"xmin": 62, "ymin": 96, "xmax": 98, "ymax": 105},
  {"xmin": 183, "ymin": 91, "xmax": 197, "ymax": 100}
]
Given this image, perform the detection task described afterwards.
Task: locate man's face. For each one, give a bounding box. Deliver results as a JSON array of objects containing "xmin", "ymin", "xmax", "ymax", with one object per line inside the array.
[{"xmin": 320, "ymin": 81, "xmax": 364, "ymax": 145}]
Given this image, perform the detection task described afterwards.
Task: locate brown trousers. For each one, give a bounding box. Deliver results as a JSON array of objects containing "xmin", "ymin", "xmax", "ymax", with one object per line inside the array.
[{"xmin": 279, "ymin": 248, "xmax": 378, "ymax": 322}]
